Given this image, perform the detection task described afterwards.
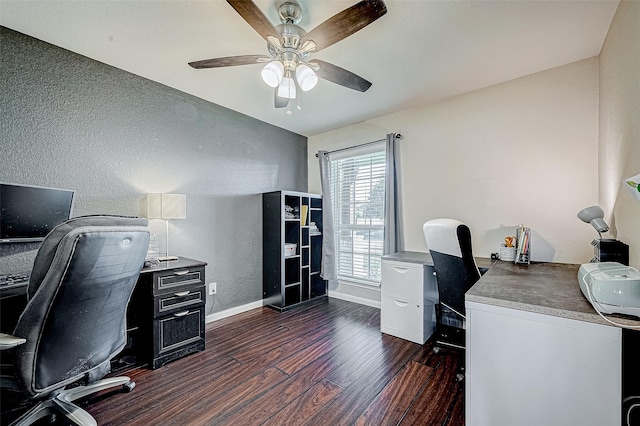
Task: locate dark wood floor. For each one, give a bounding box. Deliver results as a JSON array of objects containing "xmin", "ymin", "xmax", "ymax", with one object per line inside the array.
[{"xmin": 81, "ymin": 298, "xmax": 465, "ymax": 425}]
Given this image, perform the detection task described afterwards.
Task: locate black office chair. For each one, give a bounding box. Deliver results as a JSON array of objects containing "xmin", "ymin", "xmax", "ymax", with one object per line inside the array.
[
  {"xmin": 0, "ymin": 215, "xmax": 149, "ymax": 426},
  {"xmin": 423, "ymin": 218, "xmax": 481, "ymax": 353}
]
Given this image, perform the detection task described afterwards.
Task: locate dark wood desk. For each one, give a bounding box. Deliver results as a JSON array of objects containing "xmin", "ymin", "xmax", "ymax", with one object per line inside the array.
[
  {"xmin": 118, "ymin": 256, "xmax": 207, "ymax": 369},
  {"xmin": 0, "ymin": 256, "xmax": 207, "ymax": 370}
]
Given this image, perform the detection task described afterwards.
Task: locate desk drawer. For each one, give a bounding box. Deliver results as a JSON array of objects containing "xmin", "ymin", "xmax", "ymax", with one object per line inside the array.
[
  {"xmin": 381, "ymin": 260, "xmax": 425, "ymax": 302},
  {"xmin": 154, "ymin": 286, "xmax": 205, "ymax": 316},
  {"xmin": 154, "ymin": 305, "xmax": 205, "ymax": 356},
  {"xmin": 381, "ymin": 296, "xmax": 434, "ymax": 344},
  {"xmin": 153, "ymin": 266, "xmax": 204, "ymax": 294}
]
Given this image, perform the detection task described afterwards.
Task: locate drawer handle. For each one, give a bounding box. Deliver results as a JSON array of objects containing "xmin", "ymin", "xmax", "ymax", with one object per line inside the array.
[
  {"xmin": 393, "ymin": 267, "xmax": 410, "ymax": 273},
  {"xmin": 393, "ymin": 300, "xmax": 409, "ymax": 307},
  {"xmin": 174, "ymin": 291, "xmax": 190, "ymax": 297},
  {"xmin": 173, "ymin": 310, "xmax": 190, "ymax": 317},
  {"xmin": 173, "ymin": 269, "xmax": 190, "ymax": 276}
]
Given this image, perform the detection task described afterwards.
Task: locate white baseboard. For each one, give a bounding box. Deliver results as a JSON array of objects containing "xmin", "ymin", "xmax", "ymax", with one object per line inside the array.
[
  {"xmin": 205, "ymin": 300, "xmax": 264, "ymax": 323},
  {"xmin": 205, "ymin": 294, "xmax": 380, "ymax": 324},
  {"xmin": 328, "ymin": 290, "xmax": 381, "ymax": 309}
]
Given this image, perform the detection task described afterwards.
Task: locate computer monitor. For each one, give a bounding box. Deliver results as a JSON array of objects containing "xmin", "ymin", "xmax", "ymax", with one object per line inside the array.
[{"xmin": 0, "ymin": 182, "xmax": 75, "ymax": 243}]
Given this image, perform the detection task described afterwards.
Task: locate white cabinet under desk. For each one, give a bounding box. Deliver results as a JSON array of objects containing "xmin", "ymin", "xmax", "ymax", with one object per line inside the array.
[
  {"xmin": 465, "ymin": 261, "xmax": 640, "ymax": 426},
  {"xmin": 380, "ymin": 252, "xmax": 438, "ymax": 344}
]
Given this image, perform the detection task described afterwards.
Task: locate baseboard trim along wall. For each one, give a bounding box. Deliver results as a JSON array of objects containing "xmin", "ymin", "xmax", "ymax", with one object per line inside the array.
[
  {"xmin": 328, "ymin": 290, "xmax": 381, "ymax": 309},
  {"xmin": 205, "ymin": 300, "xmax": 264, "ymax": 323},
  {"xmin": 205, "ymin": 292, "xmax": 381, "ymax": 324}
]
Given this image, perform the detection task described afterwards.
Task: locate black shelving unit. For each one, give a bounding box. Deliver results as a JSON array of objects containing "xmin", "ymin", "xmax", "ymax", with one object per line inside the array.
[{"xmin": 262, "ymin": 190, "xmax": 326, "ymax": 311}]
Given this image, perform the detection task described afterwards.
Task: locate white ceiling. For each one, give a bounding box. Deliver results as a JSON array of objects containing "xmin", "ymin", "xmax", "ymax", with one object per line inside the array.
[{"xmin": 1, "ymin": 0, "xmax": 618, "ymax": 137}]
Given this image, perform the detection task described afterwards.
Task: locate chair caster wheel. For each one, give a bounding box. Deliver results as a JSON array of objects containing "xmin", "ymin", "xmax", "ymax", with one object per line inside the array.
[
  {"xmin": 455, "ymin": 373, "xmax": 464, "ymax": 382},
  {"xmin": 123, "ymin": 381, "xmax": 136, "ymax": 393},
  {"xmin": 433, "ymin": 347, "xmax": 441, "ymax": 354}
]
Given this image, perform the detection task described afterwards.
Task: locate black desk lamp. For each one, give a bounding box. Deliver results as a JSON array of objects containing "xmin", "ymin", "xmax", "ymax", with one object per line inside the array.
[{"xmin": 577, "ymin": 205, "xmax": 629, "ymax": 265}]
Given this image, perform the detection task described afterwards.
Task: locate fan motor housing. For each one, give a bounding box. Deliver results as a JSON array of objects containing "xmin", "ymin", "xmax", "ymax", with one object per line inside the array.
[
  {"xmin": 278, "ymin": 2, "xmax": 302, "ymax": 24},
  {"xmin": 276, "ymin": 23, "xmax": 306, "ymax": 49}
]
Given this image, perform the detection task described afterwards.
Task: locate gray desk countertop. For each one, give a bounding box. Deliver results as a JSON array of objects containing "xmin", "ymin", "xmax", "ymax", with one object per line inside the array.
[
  {"xmin": 466, "ymin": 261, "xmax": 640, "ymax": 327},
  {"xmin": 381, "ymin": 251, "xmax": 433, "ymax": 265},
  {"xmin": 381, "ymin": 251, "xmax": 494, "ymax": 269}
]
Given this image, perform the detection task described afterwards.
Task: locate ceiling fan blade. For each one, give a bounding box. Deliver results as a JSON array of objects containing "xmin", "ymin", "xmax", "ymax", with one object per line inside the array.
[
  {"xmin": 188, "ymin": 55, "xmax": 266, "ymax": 69},
  {"xmin": 312, "ymin": 60, "xmax": 372, "ymax": 92},
  {"xmin": 227, "ymin": 0, "xmax": 283, "ymax": 44},
  {"xmin": 300, "ymin": 0, "xmax": 387, "ymax": 53},
  {"xmin": 275, "ymin": 89, "xmax": 289, "ymax": 108}
]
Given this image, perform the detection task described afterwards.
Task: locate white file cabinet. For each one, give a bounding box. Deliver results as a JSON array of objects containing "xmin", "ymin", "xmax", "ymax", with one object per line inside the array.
[{"xmin": 381, "ymin": 253, "xmax": 438, "ymax": 344}]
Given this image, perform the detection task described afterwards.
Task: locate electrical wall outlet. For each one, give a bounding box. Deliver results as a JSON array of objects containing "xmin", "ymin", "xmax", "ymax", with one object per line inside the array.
[{"xmin": 208, "ymin": 282, "xmax": 217, "ymax": 295}]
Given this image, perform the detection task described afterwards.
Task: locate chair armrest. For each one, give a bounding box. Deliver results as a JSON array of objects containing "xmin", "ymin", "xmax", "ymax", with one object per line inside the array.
[{"xmin": 0, "ymin": 333, "xmax": 26, "ymax": 350}]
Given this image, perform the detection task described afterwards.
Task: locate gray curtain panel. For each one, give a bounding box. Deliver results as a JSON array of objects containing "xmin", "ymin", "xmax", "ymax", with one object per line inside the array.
[
  {"xmin": 317, "ymin": 150, "xmax": 338, "ymax": 281},
  {"xmin": 383, "ymin": 133, "xmax": 403, "ymax": 255}
]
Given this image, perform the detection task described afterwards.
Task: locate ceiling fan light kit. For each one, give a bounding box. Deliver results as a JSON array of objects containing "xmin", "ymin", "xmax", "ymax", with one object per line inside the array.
[
  {"xmin": 261, "ymin": 61, "xmax": 284, "ymax": 88},
  {"xmin": 189, "ymin": 0, "xmax": 387, "ymax": 111},
  {"xmin": 277, "ymin": 74, "xmax": 297, "ymax": 99},
  {"xmin": 295, "ymin": 64, "xmax": 318, "ymax": 91}
]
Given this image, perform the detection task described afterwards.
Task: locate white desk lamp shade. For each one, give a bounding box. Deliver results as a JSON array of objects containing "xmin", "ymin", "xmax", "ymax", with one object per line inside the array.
[
  {"xmin": 144, "ymin": 194, "xmax": 186, "ymax": 260},
  {"xmin": 145, "ymin": 194, "xmax": 186, "ymax": 220},
  {"xmin": 577, "ymin": 205, "xmax": 609, "ymax": 233}
]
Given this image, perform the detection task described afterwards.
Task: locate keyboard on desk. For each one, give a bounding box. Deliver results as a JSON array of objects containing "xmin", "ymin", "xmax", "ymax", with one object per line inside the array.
[{"xmin": 0, "ymin": 273, "xmax": 30, "ymax": 288}]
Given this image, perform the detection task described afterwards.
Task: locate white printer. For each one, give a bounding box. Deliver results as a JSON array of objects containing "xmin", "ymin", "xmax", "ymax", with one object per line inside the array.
[{"xmin": 578, "ymin": 262, "xmax": 640, "ymax": 318}]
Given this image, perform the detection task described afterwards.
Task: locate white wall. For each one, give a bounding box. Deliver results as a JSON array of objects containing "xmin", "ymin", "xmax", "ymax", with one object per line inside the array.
[
  {"xmin": 309, "ymin": 58, "xmax": 600, "ymax": 265},
  {"xmin": 599, "ymin": 0, "xmax": 640, "ymax": 268}
]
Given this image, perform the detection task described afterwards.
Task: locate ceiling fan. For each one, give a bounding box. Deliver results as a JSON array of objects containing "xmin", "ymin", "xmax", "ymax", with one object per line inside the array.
[{"xmin": 188, "ymin": 0, "xmax": 387, "ymax": 112}]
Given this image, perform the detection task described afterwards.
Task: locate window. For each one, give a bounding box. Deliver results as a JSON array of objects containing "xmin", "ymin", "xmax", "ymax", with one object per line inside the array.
[{"xmin": 329, "ymin": 144, "xmax": 386, "ymax": 285}]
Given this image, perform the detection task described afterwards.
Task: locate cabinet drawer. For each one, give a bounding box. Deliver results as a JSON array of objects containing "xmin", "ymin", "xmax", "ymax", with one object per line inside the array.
[
  {"xmin": 381, "ymin": 296, "xmax": 434, "ymax": 344},
  {"xmin": 153, "ymin": 266, "xmax": 204, "ymax": 294},
  {"xmin": 381, "ymin": 260, "xmax": 425, "ymax": 302},
  {"xmin": 154, "ymin": 305, "xmax": 205, "ymax": 355},
  {"xmin": 154, "ymin": 286, "xmax": 205, "ymax": 316}
]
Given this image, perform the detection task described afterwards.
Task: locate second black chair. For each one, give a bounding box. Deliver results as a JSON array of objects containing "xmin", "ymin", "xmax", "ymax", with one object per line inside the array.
[{"xmin": 423, "ymin": 218, "xmax": 481, "ymax": 351}]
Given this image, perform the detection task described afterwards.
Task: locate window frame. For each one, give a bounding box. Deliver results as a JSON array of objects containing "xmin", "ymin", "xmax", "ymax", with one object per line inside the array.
[{"xmin": 329, "ymin": 142, "xmax": 386, "ymax": 287}]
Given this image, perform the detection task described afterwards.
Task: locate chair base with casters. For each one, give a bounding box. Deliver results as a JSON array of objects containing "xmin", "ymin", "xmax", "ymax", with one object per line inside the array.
[
  {"xmin": 432, "ymin": 268, "xmax": 489, "ymax": 355},
  {"xmin": 433, "ymin": 324, "xmax": 465, "ymax": 351},
  {"xmin": 432, "ymin": 304, "xmax": 467, "ymax": 382},
  {"xmin": 8, "ymin": 377, "xmax": 135, "ymax": 426}
]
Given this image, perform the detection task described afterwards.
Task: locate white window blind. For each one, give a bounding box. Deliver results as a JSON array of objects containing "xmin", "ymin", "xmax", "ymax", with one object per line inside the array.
[{"xmin": 330, "ymin": 146, "xmax": 386, "ymax": 285}]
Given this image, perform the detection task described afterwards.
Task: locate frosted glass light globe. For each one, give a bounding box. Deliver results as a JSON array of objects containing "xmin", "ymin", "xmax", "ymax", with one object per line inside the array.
[
  {"xmin": 261, "ymin": 61, "xmax": 284, "ymax": 88},
  {"xmin": 295, "ymin": 64, "xmax": 318, "ymax": 91}
]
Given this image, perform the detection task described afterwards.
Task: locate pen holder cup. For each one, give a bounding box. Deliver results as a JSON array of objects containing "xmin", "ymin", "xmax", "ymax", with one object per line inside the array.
[{"xmin": 500, "ymin": 246, "xmax": 516, "ymax": 262}]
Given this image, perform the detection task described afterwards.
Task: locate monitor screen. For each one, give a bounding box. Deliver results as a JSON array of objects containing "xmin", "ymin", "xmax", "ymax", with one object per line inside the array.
[{"xmin": 0, "ymin": 183, "xmax": 75, "ymax": 243}]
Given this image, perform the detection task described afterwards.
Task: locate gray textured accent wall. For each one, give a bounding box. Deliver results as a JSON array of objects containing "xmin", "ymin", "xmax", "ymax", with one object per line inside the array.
[{"xmin": 0, "ymin": 27, "xmax": 308, "ymax": 314}]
